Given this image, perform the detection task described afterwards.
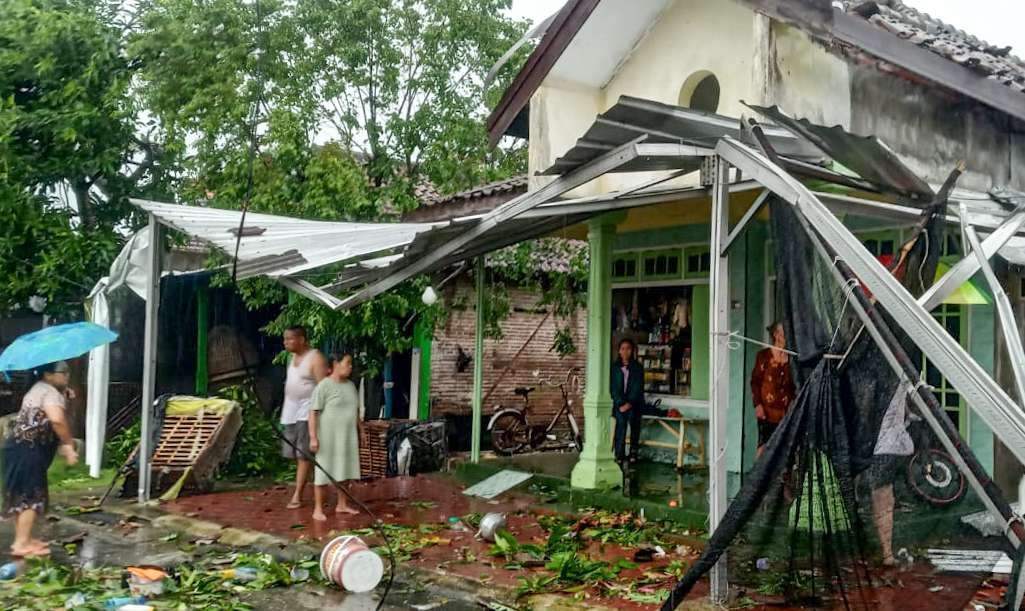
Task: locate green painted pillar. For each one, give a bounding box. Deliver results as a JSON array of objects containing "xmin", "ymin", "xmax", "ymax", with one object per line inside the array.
[
  {"xmin": 195, "ymin": 282, "xmax": 209, "ymax": 395},
  {"xmin": 414, "ymin": 319, "xmax": 433, "ymax": 421},
  {"xmin": 968, "ymin": 304, "xmax": 996, "ymax": 475},
  {"xmin": 471, "ymin": 257, "xmax": 485, "ymax": 463},
  {"xmin": 571, "ymin": 214, "xmax": 623, "ymax": 490}
]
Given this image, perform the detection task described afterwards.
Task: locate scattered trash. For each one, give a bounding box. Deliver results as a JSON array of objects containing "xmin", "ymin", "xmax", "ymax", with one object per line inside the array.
[
  {"xmin": 463, "ymin": 470, "xmax": 533, "ymax": 499},
  {"xmin": 320, "ymin": 535, "xmax": 384, "ymax": 593},
  {"xmin": 633, "ymin": 548, "xmax": 656, "ymax": 563},
  {"xmin": 925, "ymin": 548, "xmax": 1013, "ymax": 574},
  {"xmin": 477, "ymin": 512, "xmax": 507, "ymax": 542},
  {"xmin": 653, "ymin": 545, "xmax": 667, "ymax": 558},
  {"xmin": 219, "ymin": 567, "xmax": 259, "ymax": 583},
  {"xmin": 668, "ymin": 500, "xmax": 678, "ymax": 508},
  {"xmin": 895, "ymin": 548, "xmax": 914, "ymax": 565},
  {"xmin": 929, "ymin": 585, "xmax": 944, "ymax": 592},
  {"xmin": 126, "ymin": 567, "xmax": 168, "ymax": 597},
  {"xmin": 118, "ymin": 606, "xmax": 154, "ymax": 611},
  {"xmin": 410, "ymin": 603, "xmax": 444, "ymax": 611},
  {"xmin": 756, "ymin": 557, "xmax": 770, "ymax": 571},
  {"xmin": 448, "ymin": 516, "xmax": 470, "ymax": 533},
  {"xmin": 64, "ymin": 592, "xmax": 87, "ymax": 608},
  {"xmin": 0, "ymin": 561, "xmax": 18, "ymax": 580},
  {"xmin": 103, "ymin": 595, "xmax": 148, "ymax": 609},
  {"xmin": 289, "ymin": 566, "xmax": 310, "ymax": 582}
]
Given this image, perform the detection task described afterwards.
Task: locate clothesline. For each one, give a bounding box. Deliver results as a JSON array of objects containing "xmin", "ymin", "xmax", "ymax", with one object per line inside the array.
[{"xmin": 714, "ymin": 330, "xmax": 799, "ymax": 356}]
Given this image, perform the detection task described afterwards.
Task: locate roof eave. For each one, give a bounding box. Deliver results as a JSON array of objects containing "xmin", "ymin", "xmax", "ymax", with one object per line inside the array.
[{"xmin": 485, "ymin": 0, "xmax": 602, "ymax": 146}]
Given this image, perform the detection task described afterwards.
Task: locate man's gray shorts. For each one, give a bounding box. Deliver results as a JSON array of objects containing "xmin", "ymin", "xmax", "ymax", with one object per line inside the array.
[{"xmin": 281, "ymin": 421, "xmax": 311, "ymax": 459}]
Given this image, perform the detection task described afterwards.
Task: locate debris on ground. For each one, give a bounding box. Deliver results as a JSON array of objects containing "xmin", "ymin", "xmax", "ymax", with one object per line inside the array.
[{"xmin": 0, "ymin": 552, "xmax": 319, "ymax": 610}]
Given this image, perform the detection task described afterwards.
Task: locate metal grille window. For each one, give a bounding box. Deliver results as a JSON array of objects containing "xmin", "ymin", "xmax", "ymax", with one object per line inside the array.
[{"xmin": 924, "ymin": 303, "xmax": 966, "ymax": 434}]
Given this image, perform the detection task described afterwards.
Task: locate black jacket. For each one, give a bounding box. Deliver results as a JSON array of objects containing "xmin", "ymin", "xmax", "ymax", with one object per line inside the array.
[{"xmin": 610, "ymin": 360, "xmax": 645, "ymax": 414}]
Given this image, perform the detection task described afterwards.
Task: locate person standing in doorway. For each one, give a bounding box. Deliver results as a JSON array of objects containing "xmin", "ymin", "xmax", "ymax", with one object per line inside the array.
[
  {"xmin": 750, "ymin": 321, "xmax": 795, "ymax": 457},
  {"xmin": 281, "ymin": 326, "xmax": 327, "ymax": 509},
  {"xmin": 611, "ymin": 338, "xmax": 645, "ymax": 464}
]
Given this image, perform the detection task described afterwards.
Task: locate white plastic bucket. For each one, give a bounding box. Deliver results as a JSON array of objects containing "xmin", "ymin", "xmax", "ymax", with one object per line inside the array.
[{"xmin": 320, "ymin": 535, "xmax": 384, "ymax": 593}]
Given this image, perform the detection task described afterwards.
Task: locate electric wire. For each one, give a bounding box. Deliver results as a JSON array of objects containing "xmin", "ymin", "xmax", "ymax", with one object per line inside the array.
[{"xmin": 222, "ymin": 1, "xmax": 395, "ymax": 606}]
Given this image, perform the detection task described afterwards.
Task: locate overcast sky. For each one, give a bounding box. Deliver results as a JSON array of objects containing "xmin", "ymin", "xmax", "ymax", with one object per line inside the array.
[{"xmin": 506, "ymin": 0, "xmax": 1025, "ymax": 53}]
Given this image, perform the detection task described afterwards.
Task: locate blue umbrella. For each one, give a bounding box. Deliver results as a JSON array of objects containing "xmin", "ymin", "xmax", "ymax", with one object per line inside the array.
[{"xmin": 0, "ymin": 322, "xmax": 118, "ymax": 372}]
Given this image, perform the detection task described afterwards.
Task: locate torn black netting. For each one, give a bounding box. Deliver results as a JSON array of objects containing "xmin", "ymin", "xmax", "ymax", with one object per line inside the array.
[{"xmin": 663, "ymin": 195, "xmax": 1019, "ymax": 610}]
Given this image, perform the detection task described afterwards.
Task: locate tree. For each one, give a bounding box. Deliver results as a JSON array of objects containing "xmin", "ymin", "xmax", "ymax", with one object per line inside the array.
[
  {"xmin": 130, "ymin": 0, "xmax": 531, "ymax": 369},
  {"xmin": 0, "ymin": 0, "xmax": 166, "ymax": 315}
]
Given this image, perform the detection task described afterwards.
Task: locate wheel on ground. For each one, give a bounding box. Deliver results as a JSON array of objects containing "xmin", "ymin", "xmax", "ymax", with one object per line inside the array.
[
  {"xmin": 907, "ymin": 449, "xmax": 966, "ymax": 507},
  {"xmin": 491, "ymin": 413, "xmax": 527, "ymax": 455}
]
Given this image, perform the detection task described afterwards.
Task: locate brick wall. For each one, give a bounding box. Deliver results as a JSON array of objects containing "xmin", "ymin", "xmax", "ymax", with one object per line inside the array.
[{"xmin": 429, "ymin": 279, "xmax": 587, "ymax": 432}]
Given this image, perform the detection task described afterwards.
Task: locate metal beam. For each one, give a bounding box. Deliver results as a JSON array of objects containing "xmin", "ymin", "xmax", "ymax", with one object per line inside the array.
[
  {"xmin": 716, "ymin": 136, "xmax": 1025, "ymax": 464},
  {"xmin": 138, "ymin": 215, "xmax": 162, "ymax": 503},
  {"xmin": 278, "ymin": 277, "xmax": 345, "ymax": 309},
  {"xmin": 919, "ymin": 203, "xmax": 1025, "ymax": 310},
  {"xmin": 721, "ymin": 189, "xmax": 770, "ymax": 256},
  {"xmin": 471, "ymin": 257, "xmax": 485, "ymax": 463},
  {"xmin": 962, "ymin": 216, "xmax": 1025, "ymax": 407},
  {"xmin": 337, "ymin": 135, "xmax": 652, "ymax": 310},
  {"xmin": 707, "ymin": 156, "xmax": 731, "ymax": 604},
  {"xmin": 799, "ymin": 217, "xmax": 1021, "ymax": 552}
]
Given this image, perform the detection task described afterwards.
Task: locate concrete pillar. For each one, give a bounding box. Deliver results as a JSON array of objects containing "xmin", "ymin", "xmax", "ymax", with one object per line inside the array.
[{"xmin": 571, "ymin": 214, "xmax": 623, "ymax": 490}]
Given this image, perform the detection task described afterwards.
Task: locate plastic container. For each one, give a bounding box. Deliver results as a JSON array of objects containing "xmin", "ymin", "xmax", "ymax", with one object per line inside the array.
[
  {"xmin": 0, "ymin": 562, "xmax": 17, "ymax": 580},
  {"xmin": 320, "ymin": 535, "xmax": 384, "ymax": 593},
  {"xmin": 219, "ymin": 567, "xmax": 258, "ymax": 583},
  {"xmin": 103, "ymin": 596, "xmax": 147, "ymax": 609},
  {"xmin": 476, "ymin": 513, "xmax": 507, "ymax": 542}
]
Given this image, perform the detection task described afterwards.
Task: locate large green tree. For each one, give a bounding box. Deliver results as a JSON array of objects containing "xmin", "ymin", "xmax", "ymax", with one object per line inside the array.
[
  {"xmin": 0, "ymin": 0, "xmax": 163, "ymax": 315},
  {"xmin": 129, "ymin": 0, "xmax": 530, "ymax": 368}
]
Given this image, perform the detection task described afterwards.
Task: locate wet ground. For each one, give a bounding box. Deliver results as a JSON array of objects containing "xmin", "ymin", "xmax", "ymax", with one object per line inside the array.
[{"xmin": 0, "ymin": 457, "xmax": 1009, "ymax": 610}]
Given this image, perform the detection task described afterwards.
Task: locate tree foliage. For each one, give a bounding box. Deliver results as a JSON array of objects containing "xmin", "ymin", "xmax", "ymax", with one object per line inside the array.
[
  {"xmin": 0, "ymin": 0, "xmax": 152, "ymax": 315},
  {"xmin": 3, "ymin": 0, "xmax": 533, "ymax": 368},
  {"xmin": 130, "ymin": 0, "xmax": 530, "ymax": 368}
]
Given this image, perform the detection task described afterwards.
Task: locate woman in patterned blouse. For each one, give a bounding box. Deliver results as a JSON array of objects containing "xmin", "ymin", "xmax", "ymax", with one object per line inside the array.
[
  {"xmin": 750, "ymin": 322, "xmax": 795, "ymax": 457},
  {"xmin": 2, "ymin": 361, "xmax": 78, "ymax": 557}
]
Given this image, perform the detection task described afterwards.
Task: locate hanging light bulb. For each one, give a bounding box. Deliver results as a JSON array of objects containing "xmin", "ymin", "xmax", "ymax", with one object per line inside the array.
[{"xmin": 421, "ymin": 286, "xmax": 438, "ymax": 306}]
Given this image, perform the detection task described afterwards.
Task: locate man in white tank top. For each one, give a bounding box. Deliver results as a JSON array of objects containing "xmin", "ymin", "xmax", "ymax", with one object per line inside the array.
[{"xmin": 280, "ymin": 326, "xmax": 327, "ymax": 509}]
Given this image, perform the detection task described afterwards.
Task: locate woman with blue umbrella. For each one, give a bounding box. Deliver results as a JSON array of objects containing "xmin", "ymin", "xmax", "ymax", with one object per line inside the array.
[
  {"xmin": 0, "ymin": 322, "xmax": 116, "ymax": 557},
  {"xmin": 3, "ymin": 361, "xmax": 78, "ymax": 557}
]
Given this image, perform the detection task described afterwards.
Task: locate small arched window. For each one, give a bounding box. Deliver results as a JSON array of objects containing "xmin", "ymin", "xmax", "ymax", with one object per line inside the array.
[{"xmin": 678, "ymin": 71, "xmax": 721, "ymax": 113}]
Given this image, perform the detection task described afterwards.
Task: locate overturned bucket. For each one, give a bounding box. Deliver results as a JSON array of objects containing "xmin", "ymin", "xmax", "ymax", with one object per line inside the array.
[{"xmin": 320, "ymin": 535, "xmax": 384, "ymax": 593}]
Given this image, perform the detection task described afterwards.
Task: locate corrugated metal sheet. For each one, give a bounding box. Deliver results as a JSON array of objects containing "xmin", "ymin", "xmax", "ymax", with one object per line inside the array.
[
  {"xmin": 542, "ymin": 95, "xmax": 822, "ymax": 176},
  {"xmin": 130, "ymin": 199, "xmax": 446, "ymax": 280},
  {"xmin": 745, "ymin": 103, "xmax": 935, "ymax": 200}
]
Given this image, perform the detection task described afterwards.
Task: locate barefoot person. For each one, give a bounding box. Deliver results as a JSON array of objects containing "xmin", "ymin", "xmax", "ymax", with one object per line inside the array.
[
  {"xmin": 3, "ymin": 361, "xmax": 78, "ymax": 557},
  {"xmin": 281, "ymin": 326, "xmax": 327, "ymax": 509},
  {"xmin": 750, "ymin": 321, "xmax": 795, "ymax": 457},
  {"xmin": 309, "ymin": 353, "xmax": 361, "ymax": 521}
]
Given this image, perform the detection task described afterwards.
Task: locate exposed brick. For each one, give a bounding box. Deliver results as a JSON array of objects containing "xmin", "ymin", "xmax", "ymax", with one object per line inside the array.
[{"xmin": 428, "ymin": 280, "xmax": 587, "ymax": 433}]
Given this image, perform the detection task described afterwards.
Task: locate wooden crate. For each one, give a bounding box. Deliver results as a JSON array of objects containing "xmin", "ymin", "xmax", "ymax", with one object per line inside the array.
[
  {"xmin": 123, "ymin": 404, "xmax": 243, "ymax": 497},
  {"xmin": 359, "ymin": 420, "xmax": 393, "ymax": 479}
]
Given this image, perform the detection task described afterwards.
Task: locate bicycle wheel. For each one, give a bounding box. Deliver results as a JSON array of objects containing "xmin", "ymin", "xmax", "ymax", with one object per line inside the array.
[
  {"xmin": 491, "ymin": 412, "xmax": 528, "ymax": 455},
  {"xmin": 907, "ymin": 449, "xmax": 967, "ymax": 507}
]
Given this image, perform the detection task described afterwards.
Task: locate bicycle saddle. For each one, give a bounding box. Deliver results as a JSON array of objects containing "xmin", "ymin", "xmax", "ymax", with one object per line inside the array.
[{"xmin": 514, "ymin": 386, "xmax": 536, "ymax": 397}]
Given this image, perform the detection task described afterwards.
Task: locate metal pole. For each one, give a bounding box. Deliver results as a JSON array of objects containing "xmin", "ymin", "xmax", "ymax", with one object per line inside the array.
[
  {"xmin": 471, "ymin": 256, "xmax": 485, "ymax": 463},
  {"xmin": 139, "ymin": 215, "xmax": 162, "ymax": 503},
  {"xmin": 962, "ymin": 215, "xmax": 1025, "ymax": 407},
  {"xmin": 195, "ymin": 283, "xmax": 209, "ymax": 396},
  {"xmin": 708, "ymin": 156, "xmax": 731, "ymax": 603}
]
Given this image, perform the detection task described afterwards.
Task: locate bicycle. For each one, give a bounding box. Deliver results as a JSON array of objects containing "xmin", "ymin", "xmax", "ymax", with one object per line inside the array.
[{"xmin": 487, "ymin": 368, "xmax": 583, "ymax": 455}]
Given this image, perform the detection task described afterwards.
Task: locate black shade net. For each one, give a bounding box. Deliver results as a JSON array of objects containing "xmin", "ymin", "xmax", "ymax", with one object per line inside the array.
[{"xmin": 662, "ymin": 196, "xmax": 1020, "ymax": 610}]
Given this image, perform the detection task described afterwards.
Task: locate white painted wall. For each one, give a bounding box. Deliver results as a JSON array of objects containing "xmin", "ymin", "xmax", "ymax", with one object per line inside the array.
[{"xmin": 525, "ymin": 0, "xmax": 854, "ymax": 196}]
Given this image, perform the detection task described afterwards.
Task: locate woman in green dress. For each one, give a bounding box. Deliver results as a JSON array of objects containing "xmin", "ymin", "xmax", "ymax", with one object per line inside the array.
[{"xmin": 308, "ymin": 353, "xmax": 361, "ymax": 521}]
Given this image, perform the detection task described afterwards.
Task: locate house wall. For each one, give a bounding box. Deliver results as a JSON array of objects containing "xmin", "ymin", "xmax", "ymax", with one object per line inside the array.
[
  {"xmin": 849, "ymin": 65, "xmax": 1025, "ymax": 192},
  {"xmin": 528, "ymin": 81, "xmax": 603, "ymax": 195},
  {"xmin": 428, "ymin": 279, "xmax": 587, "ymax": 436}
]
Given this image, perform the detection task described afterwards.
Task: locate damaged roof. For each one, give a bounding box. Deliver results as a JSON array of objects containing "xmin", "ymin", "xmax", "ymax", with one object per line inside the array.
[
  {"xmin": 845, "ymin": 1, "xmax": 1025, "ymax": 94},
  {"xmin": 487, "ymin": 0, "xmax": 1025, "ymax": 144}
]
